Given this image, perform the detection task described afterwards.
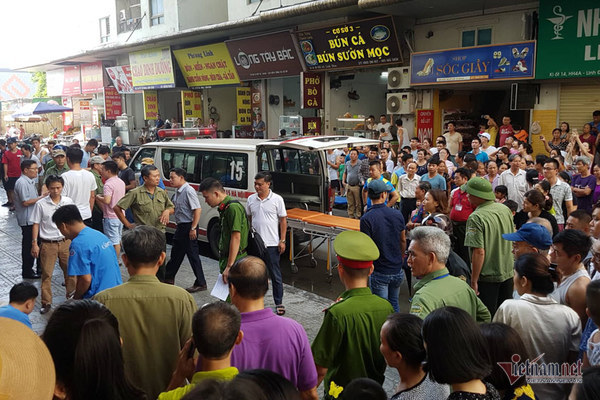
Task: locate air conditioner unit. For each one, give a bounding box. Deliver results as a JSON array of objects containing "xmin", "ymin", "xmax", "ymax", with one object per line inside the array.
[
  {"xmin": 387, "ymin": 66, "xmax": 410, "ymax": 90},
  {"xmin": 387, "ymin": 92, "xmax": 414, "ymax": 115},
  {"xmin": 119, "ymin": 9, "xmax": 127, "ymax": 22}
]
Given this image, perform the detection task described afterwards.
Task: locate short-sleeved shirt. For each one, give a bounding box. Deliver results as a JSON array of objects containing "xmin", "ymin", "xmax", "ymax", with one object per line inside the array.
[
  {"xmin": 499, "ymin": 124, "xmax": 514, "ymax": 147},
  {"xmin": 101, "ymin": 176, "xmax": 126, "ymax": 219},
  {"xmin": 420, "ymin": 173, "xmax": 447, "ymax": 190},
  {"xmin": 218, "ymin": 196, "xmax": 249, "ymax": 271},
  {"xmin": 43, "ymin": 164, "xmax": 69, "ymax": 181},
  {"xmin": 95, "ymin": 274, "xmax": 198, "ymax": 399},
  {"xmin": 118, "ymin": 167, "xmax": 136, "ymax": 189},
  {"xmin": 571, "ymin": 174, "xmax": 596, "ymax": 213},
  {"xmin": 469, "ymin": 150, "xmax": 489, "ymax": 163},
  {"xmin": 450, "ymin": 188, "xmax": 474, "ymax": 222},
  {"xmin": 13, "ymin": 175, "xmax": 38, "ymax": 226},
  {"xmin": 410, "ymin": 268, "xmax": 491, "ymax": 322},
  {"xmin": 230, "ymin": 308, "xmax": 317, "ymax": 391},
  {"xmin": 390, "ymin": 374, "xmax": 450, "ymax": 400},
  {"xmin": 246, "ymin": 190, "xmax": 286, "ymax": 247},
  {"xmin": 312, "ymin": 287, "xmax": 393, "ymax": 398},
  {"xmin": 443, "ymin": 132, "xmax": 462, "ymax": 155},
  {"xmin": 396, "ymin": 174, "xmax": 420, "ymax": 198},
  {"xmin": 2, "ymin": 149, "xmax": 23, "ymax": 177},
  {"xmin": 549, "ymin": 179, "xmax": 573, "ymax": 224},
  {"xmin": 61, "ymin": 169, "xmax": 98, "ymax": 220},
  {"xmin": 327, "ymin": 151, "xmax": 341, "ymax": 180},
  {"xmin": 172, "ymin": 182, "xmax": 201, "ymax": 224},
  {"xmin": 158, "ymin": 367, "xmax": 238, "ymax": 400},
  {"xmin": 464, "ymin": 200, "xmax": 514, "ymax": 283},
  {"xmin": 29, "ymin": 195, "xmax": 74, "ymax": 240},
  {"xmin": 68, "ymin": 227, "xmax": 122, "ymax": 298},
  {"xmin": 116, "ymin": 185, "xmax": 174, "ymax": 231},
  {"xmin": 363, "ymin": 176, "xmax": 395, "ymax": 209},
  {"xmin": 360, "ymin": 203, "xmax": 405, "ymax": 274},
  {"xmin": 499, "ymin": 169, "xmax": 527, "ymax": 211},
  {"xmin": 0, "ymin": 305, "xmax": 32, "ymax": 329},
  {"xmin": 344, "ymin": 160, "xmax": 361, "ymax": 186}
]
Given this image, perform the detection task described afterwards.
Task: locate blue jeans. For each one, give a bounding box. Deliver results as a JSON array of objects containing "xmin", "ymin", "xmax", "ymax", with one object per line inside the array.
[
  {"xmin": 370, "ymin": 269, "xmax": 404, "ymax": 312},
  {"xmin": 265, "ymin": 246, "xmax": 284, "ymax": 306}
]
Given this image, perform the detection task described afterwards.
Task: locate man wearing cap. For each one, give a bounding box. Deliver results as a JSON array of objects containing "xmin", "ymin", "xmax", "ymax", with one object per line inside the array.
[
  {"xmin": 499, "ymin": 154, "xmax": 527, "ymax": 211},
  {"xmin": 89, "ymin": 156, "xmax": 105, "ymax": 232},
  {"xmin": 502, "ymin": 223, "xmax": 553, "ymax": 260},
  {"xmin": 360, "ymin": 179, "xmax": 406, "ymax": 312},
  {"xmin": 43, "ymin": 148, "xmax": 69, "ymax": 183},
  {"xmin": 480, "ymin": 132, "xmax": 497, "ymax": 156},
  {"xmin": 312, "ymin": 231, "xmax": 394, "ymax": 399},
  {"xmin": 408, "ymin": 226, "xmax": 490, "ymax": 322},
  {"xmin": 465, "ymin": 177, "xmax": 515, "ymax": 316},
  {"xmin": 362, "ymin": 160, "xmax": 398, "ymax": 212},
  {"xmin": 2, "ymin": 137, "xmax": 23, "ymax": 209}
]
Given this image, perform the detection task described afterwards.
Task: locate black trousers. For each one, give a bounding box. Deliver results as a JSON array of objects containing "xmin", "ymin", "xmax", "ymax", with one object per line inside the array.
[
  {"xmin": 91, "ymin": 208, "xmax": 104, "ymax": 233},
  {"xmin": 165, "ymin": 223, "xmax": 206, "ymax": 286},
  {"xmin": 478, "ymin": 278, "xmax": 514, "ymax": 317},
  {"xmin": 400, "ymin": 198, "xmax": 417, "ymax": 224},
  {"xmin": 20, "ymin": 225, "xmax": 39, "ymax": 276}
]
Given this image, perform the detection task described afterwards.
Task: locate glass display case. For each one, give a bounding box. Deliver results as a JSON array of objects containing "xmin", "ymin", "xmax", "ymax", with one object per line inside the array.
[
  {"xmin": 334, "ymin": 117, "xmax": 377, "ymax": 139},
  {"xmin": 280, "ymin": 115, "xmax": 302, "ymax": 135}
]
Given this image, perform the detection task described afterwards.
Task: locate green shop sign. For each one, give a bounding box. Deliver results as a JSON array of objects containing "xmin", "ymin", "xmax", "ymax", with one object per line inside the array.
[{"xmin": 537, "ymin": 0, "xmax": 600, "ymax": 79}]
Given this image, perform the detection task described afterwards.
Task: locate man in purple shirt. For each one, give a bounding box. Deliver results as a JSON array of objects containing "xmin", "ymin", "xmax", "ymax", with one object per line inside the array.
[{"xmin": 228, "ymin": 256, "xmax": 318, "ymax": 400}]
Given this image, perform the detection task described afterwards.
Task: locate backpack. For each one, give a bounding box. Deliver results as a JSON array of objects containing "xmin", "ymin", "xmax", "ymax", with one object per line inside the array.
[{"xmin": 223, "ymin": 200, "xmax": 267, "ymax": 260}]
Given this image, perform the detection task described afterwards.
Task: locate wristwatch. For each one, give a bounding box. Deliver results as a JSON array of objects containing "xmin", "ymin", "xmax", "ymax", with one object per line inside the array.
[{"xmin": 280, "ymin": 239, "xmax": 286, "ymax": 244}]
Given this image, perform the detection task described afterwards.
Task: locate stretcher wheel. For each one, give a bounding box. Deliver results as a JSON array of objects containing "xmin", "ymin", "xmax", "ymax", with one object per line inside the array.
[
  {"xmin": 291, "ymin": 264, "xmax": 299, "ymax": 274},
  {"xmin": 310, "ymin": 258, "xmax": 318, "ymax": 268}
]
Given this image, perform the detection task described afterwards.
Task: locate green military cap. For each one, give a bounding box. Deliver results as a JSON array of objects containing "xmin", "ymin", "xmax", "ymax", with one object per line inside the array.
[
  {"xmin": 464, "ymin": 177, "xmax": 495, "ymax": 201},
  {"xmin": 334, "ymin": 231, "xmax": 380, "ymax": 268}
]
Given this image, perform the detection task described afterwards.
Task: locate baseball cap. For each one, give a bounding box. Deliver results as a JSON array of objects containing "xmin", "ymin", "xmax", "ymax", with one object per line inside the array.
[
  {"xmin": 465, "ymin": 177, "xmax": 495, "ymax": 201},
  {"xmin": 141, "ymin": 157, "xmax": 155, "ymax": 165},
  {"xmin": 479, "ymin": 132, "xmax": 491, "ymax": 141},
  {"xmin": 89, "ymin": 156, "xmax": 105, "ymax": 165},
  {"xmin": 6, "ymin": 137, "xmax": 17, "ymax": 144},
  {"xmin": 502, "ymin": 223, "xmax": 552, "ymax": 250},
  {"xmin": 52, "ymin": 149, "xmax": 66, "ymax": 157},
  {"xmin": 368, "ymin": 179, "xmax": 388, "ymax": 195}
]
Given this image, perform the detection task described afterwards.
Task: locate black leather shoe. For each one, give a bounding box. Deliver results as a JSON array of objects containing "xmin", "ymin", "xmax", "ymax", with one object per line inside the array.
[
  {"xmin": 23, "ymin": 273, "xmax": 41, "ymax": 279},
  {"xmin": 186, "ymin": 284, "xmax": 208, "ymax": 293}
]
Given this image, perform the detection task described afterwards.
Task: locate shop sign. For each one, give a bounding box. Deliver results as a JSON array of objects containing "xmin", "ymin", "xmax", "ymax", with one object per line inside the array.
[
  {"xmin": 296, "ymin": 16, "xmax": 401, "ymax": 71},
  {"xmin": 250, "ymin": 81, "xmax": 261, "ymax": 114},
  {"xmin": 236, "ymin": 87, "xmax": 252, "ymax": 125},
  {"xmin": 416, "ymin": 109, "xmax": 434, "ymax": 142},
  {"xmin": 105, "ymin": 65, "xmax": 137, "ymax": 94},
  {"xmin": 143, "ymin": 90, "xmax": 158, "ymax": 120},
  {"xmin": 173, "ymin": 43, "xmax": 240, "ymax": 87},
  {"xmin": 537, "ymin": 0, "xmax": 600, "ymax": 79},
  {"xmin": 104, "ymin": 87, "xmax": 122, "ymax": 119},
  {"xmin": 81, "ymin": 62, "xmax": 106, "ymax": 94},
  {"xmin": 181, "ymin": 90, "xmax": 203, "ymax": 119},
  {"xmin": 410, "ymin": 41, "xmax": 536, "ymax": 85},
  {"xmin": 129, "ymin": 47, "xmax": 176, "ymax": 90},
  {"xmin": 303, "ymin": 117, "xmax": 322, "ymax": 135},
  {"xmin": 47, "ymin": 66, "xmax": 81, "ymax": 97},
  {"xmin": 225, "ymin": 31, "xmax": 304, "ymax": 80},
  {"xmin": 79, "ymin": 100, "xmax": 92, "ymax": 123},
  {"xmin": 301, "ymin": 72, "xmax": 323, "ymax": 109}
]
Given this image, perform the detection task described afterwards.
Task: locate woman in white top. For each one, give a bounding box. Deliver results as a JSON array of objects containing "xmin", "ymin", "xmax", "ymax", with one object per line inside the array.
[{"xmin": 494, "ymin": 253, "xmax": 581, "ymax": 400}]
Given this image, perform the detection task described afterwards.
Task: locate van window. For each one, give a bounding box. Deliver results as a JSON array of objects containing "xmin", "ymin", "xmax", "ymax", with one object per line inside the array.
[
  {"xmin": 204, "ymin": 152, "xmax": 248, "ymax": 189},
  {"xmin": 278, "ymin": 149, "xmax": 320, "ymax": 175},
  {"xmin": 161, "ymin": 149, "xmax": 202, "ymax": 183},
  {"xmin": 131, "ymin": 147, "xmax": 157, "ymax": 173}
]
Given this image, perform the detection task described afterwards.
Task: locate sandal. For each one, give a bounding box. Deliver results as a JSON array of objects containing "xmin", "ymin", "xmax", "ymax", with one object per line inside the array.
[{"xmin": 276, "ymin": 305, "xmax": 286, "ymax": 316}]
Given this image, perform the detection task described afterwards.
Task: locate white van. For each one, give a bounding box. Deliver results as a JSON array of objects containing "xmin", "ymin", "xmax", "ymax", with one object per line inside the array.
[{"xmin": 129, "ymin": 136, "xmax": 379, "ymax": 257}]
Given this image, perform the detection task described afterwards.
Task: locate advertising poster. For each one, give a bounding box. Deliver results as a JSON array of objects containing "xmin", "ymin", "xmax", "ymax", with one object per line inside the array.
[
  {"xmin": 173, "ymin": 43, "xmax": 240, "ymax": 87},
  {"xmin": 416, "ymin": 109, "xmax": 434, "ymax": 142},
  {"xmin": 81, "ymin": 62, "xmax": 106, "ymax": 94},
  {"xmin": 129, "ymin": 47, "xmax": 176, "ymax": 90},
  {"xmin": 296, "ymin": 16, "xmax": 401, "ymax": 71},
  {"xmin": 226, "ymin": 31, "xmax": 304, "ymax": 80},
  {"xmin": 410, "ymin": 41, "xmax": 536, "ymax": 85},
  {"xmin": 47, "ymin": 66, "xmax": 81, "ymax": 96},
  {"xmin": 104, "ymin": 87, "xmax": 122, "ymax": 119},
  {"xmin": 301, "ymin": 72, "xmax": 323, "ymax": 109},
  {"xmin": 105, "ymin": 65, "xmax": 137, "ymax": 94},
  {"xmin": 181, "ymin": 90, "xmax": 203, "ymax": 119},
  {"xmin": 143, "ymin": 90, "xmax": 158, "ymax": 120},
  {"xmin": 236, "ymin": 87, "xmax": 252, "ymax": 125}
]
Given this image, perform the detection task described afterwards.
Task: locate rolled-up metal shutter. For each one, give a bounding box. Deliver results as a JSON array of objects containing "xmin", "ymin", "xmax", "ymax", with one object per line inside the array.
[{"xmin": 559, "ymin": 83, "xmax": 600, "ymax": 131}]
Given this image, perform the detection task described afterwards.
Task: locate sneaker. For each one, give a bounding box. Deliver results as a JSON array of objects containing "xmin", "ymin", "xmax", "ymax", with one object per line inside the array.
[
  {"xmin": 40, "ymin": 304, "xmax": 52, "ymax": 314},
  {"xmin": 1, "ymin": 202, "xmax": 12, "ymax": 207},
  {"xmin": 23, "ymin": 272, "xmax": 41, "ymax": 279},
  {"xmin": 186, "ymin": 284, "xmax": 207, "ymax": 293}
]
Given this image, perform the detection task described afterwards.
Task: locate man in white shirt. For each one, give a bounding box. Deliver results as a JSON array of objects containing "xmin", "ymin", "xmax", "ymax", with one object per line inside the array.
[
  {"xmin": 479, "ymin": 132, "xmax": 497, "ymax": 157},
  {"xmin": 376, "ymin": 114, "xmax": 392, "ymax": 141},
  {"xmin": 498, "ymin": 154, "xmax": 527, "ymax": 211},
  {"xmin": 326, "ymin": 148, "xmax": 342, "ymax": 196},
  {"xmin": 61, "ymin": 147, "xmax": 97, "ymax": 225},
  {"xmin": 246, "ymin": 172, "xmax": 287, "ymax": 315},
  {"xmin": 443, "ymin": 122, "xmax": 463, "ymax": 156}
]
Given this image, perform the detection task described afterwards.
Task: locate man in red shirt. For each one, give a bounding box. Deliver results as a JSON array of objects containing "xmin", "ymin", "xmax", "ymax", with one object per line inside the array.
[
  {"xmin": 2, "ymin": 137, "xmax": 23, "ymax": 210},
  {"xmin": 450, "ymin": 167, "xmax": 475, "ymax": 265},
  {"xmin": 498, "ymin": 115, "xmax": 515, "ymax": 147}
]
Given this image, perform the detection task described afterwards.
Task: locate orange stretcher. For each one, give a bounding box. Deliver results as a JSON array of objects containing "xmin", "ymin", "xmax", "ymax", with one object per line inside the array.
[{"xmin": 286, "ymin": 208, "xmax": 360, "ymax": 276}]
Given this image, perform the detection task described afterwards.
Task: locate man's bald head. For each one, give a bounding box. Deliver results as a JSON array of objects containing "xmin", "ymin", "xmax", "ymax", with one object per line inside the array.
[{"xmin": 228, "ymin": 256, "xmax": 269, "ymax": 300}]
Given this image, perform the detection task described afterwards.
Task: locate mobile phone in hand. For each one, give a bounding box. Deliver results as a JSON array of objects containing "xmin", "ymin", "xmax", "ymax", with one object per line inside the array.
[{"xmin": 187, "ymin": 341, "xmax": 196, "ymax": 359}]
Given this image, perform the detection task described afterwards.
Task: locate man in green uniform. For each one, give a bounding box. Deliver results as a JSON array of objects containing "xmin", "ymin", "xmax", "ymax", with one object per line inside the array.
[
  {"xmin": 43, "ymin": 148, "xmax": 69, "ymax": 182},
  {"xmin": 311, "ymin": 230, "xmax": 393, "ymax": 399},
  {"xmin": 408, "ymin": 226, "xmax": 490, "ymax": 322},
  {"xmin": 199, "ymin": 177, "xmax": 248, "ymax": 282},
  {"xmin": 464, "ymin": 177, "xmax": 514, "ymax": 316},
  {"xmin": 114, "ymin": 165, "xmax": 174, "ymax": 280}
]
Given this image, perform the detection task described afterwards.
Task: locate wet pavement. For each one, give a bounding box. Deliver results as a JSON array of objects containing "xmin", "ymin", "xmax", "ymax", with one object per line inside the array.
[{"xmin": 0, "ymin": 186, "xmax": 409, "ymax": 397}]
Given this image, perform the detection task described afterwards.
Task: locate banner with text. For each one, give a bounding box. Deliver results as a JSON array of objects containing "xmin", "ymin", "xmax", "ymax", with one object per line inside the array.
[
  {"xmin": 143, "ymin": 90, "xmax": 158, "ymax": 120},
  {"xmin": 537, "ymin": 0, "xmax": 600, "ymax": 79},
  {"xmin": 181, "ymin": 91, "xmax": 203, "ymax": 119},
  {"xmin": 47, "ymin": 66, "xmax": 81, "ymax": 97},
  {"xmin": 129, "ymin": 47, "xmax": 175, "ymax": 90},
  {"xmin": 303, "ymin": 117, "xmax": 322, "ymax": 135},
  {"xmin": 81, "ymin": 62, "xmax": 106, "ymax": 94},
  {"xmin": 301, "ymin": 72, "xmax": 323, "ymax": 109},
  {"xmin": 296, "ymin": 16, "xmax": 401, "ymax": 71},
  {"xmin": 106, "ymin": 65, "xmax": 137, "ymax": 94},
  {"xmin": 410, "ymin": 41, "xmax": 536, "ymax": 85},
  {"xmin": 226, "ymin": 31, "xmax": 304, "ymax": 80},
  {"xmin": 173, "ymin": 43, "xmax": 240, "ymax": 87},
  {"xmin": 416, "ymin": 109, "xmax": 434, "ymax": 142},
  {"xmin": 104, "ymin": 87, "xmax": 122, "ymax": 119},
  {"xmin": 236, "ymin": 87, "xmax": 252, "ymax": 125}
]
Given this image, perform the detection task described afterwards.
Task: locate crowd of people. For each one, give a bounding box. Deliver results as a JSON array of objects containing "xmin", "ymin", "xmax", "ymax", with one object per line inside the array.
[{"xmin": 2, "ymin": 110, "xmax": 600, "ymax": 399}]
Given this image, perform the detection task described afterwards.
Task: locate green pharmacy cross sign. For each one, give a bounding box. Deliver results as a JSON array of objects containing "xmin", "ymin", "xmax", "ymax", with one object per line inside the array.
[{"xmin": 537, "ymin": 0, "xmax": 600, "ymax": 79}]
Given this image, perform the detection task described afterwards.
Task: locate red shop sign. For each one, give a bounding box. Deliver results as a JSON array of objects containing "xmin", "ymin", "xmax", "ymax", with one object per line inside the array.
[
  {"xmin": 104, "ymin": 87, "xmax": 122, "ymax": 119},
  {"xmin": 81, "ymin": 62, "xmax": 106, "ymax": 94},
  {"xmin": 301, "ymin": 72, "xmax": 322, "ymax": 109},
  {"xmin": 416, "ymin": 109, "xmax": 434, "ymax": 142}
]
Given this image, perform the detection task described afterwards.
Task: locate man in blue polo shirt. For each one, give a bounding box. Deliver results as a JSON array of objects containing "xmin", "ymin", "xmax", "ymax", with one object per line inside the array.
[
  {"xmin": 362, "ymin": 160, "xmax": 399, "ymax": 212},
  {"xmin": 0, "ymin": 282, "xmax": 38, "ymax": 329},
  {"xmin": 360, "ymin": 179, "xmax": 406, "ymax": 312},
  {"xmin": 469, "ymin": 137, "xmax": 489, "ymax": 163},
  {"xmin": 52, "ymin": 204, "xmax": 122, "ymax": 299},
  {"xmin": 419, "ymin": 159, "xmax": 446, "ymax": 190}
]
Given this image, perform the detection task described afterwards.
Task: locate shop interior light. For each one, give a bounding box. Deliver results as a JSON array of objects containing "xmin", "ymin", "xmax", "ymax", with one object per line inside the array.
[{"xmin": 380, "ymin": 72, "xmax": 389, "ymax": 78}]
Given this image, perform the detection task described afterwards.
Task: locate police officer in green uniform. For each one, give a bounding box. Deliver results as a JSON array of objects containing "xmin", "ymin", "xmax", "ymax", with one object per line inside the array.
[
  {"xmin": 199, "ymin": 177, "xmax": 248, "ymax": 282},
  {"xmin": 312, "ymin": 230, "xmax": 394, "ymax": 399},
  {"xmin": 407, "ymin": 226, "xmax": 491, "ymax": 322}
]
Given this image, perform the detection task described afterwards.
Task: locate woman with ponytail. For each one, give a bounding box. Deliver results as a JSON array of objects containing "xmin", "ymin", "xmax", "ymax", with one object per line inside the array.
[
  {"xmin": 42, "ymin": 299, "xmax": 147, "ymax": 400},
  {"xmin": 514, "ymin": 189, "xmax": 558, "ymax": 237},
  {"xmin": 493, "ymin": 253, "xmax": 581, "ymax": 400}
]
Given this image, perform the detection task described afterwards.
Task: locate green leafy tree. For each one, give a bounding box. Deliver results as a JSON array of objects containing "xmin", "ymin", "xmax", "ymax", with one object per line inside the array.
[{"xmin": 32, "ymin": 71, "xmax": 47, "ymax": 98}]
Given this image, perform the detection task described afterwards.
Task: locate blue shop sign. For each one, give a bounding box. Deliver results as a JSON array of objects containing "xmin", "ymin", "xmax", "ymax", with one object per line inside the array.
[{"xmin": 410, "ymin": 41, "xmax": 536, "ymax": 85}]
